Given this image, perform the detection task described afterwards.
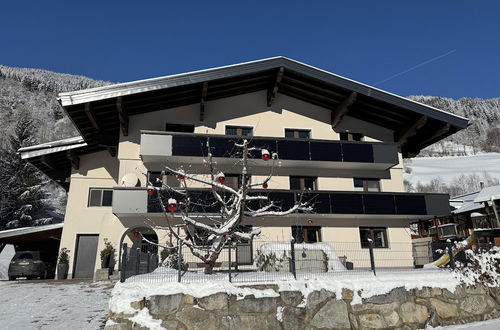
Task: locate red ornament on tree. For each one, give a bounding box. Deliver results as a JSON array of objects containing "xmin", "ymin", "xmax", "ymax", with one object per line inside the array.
[
  {"xmin": 177, "ymin": 174, "xmax": 185, "ymax": 180},
  {"xmin": 263, "ymin": 182, "xmax": 268, "ymax": 189},
  {"xmin": 216, "ymin": 172, "xmax": 225, "ymax": 184},
  {"xmin": 133, "ymin": 231, "xmax": 141, "ymax": 238},
  {"xmin": 185, "ymin": 236, "xmax": 190, "ymax": 241},
  {"xmin": 261, "ymin": 149, "xmax": 270, "ymax": 161},
  {"xmin": 147, "ymin": 188, "xmax": 155, "ymax": 195},
  {"xmin": 167, "ymin": 198, "xmax": 178, "ymax": 212},
  {"xmin": 204, "ymin": 254, "xmax": 209, "ymax": 260}
]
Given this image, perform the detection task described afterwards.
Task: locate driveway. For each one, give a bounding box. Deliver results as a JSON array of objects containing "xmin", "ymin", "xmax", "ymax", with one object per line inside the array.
[{"xmin": 0, "ymin": 279, "xmax": 113, "ymax": 330}]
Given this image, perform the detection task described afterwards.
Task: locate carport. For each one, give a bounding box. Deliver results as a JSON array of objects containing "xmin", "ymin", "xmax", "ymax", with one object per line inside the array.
[{"xmin": 0, "ymin": 223, "xmax": 63, "ymax": 263}]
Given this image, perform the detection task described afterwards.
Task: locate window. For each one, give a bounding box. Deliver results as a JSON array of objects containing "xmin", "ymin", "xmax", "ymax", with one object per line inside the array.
[
  {"xmin": 285, "ymin": 129, "xmax": 310, "ymax": 139},
  {"xmin": 292, "ymin": 226, "xmax": 322, "ymax": 243},
  {"xmin": 88, "ymin": 188, "xmax": 113, "ymax": 207},
  {"xmin": 353, "ymin": 178, "xmax": 380, "ymax": 192},
  {"xmin": 165, "ymin": 123, "xmax": 195, "ymax": 133},
  {"xmin": 340, "ymin": 132, "xmax": 363, "ymax": 141},
  {"xmin": 225, "ymin": 126, "xmax": 253, "ymax": 136},
  {"xmin": 290, "ymin": 176, "xmax": 317, "ymax": 190},
  {"xmin": 148, "ymin": 171, "xmax": 180, "ymax": 188},
  {"xmin": 359, "ymin": 227, "xmax": 388, "ymax": 248}
]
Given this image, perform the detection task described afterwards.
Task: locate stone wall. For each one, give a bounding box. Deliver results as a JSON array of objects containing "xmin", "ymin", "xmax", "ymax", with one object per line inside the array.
[{"xmin": 106, "ymin": 284, "xmax": 500, "ymax": 330}]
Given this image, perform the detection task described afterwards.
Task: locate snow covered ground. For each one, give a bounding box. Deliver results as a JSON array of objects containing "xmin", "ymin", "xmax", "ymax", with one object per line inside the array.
[
  {"xmin": 428, "ymin": 318, "xmax": 500, "ymax": 329},
  {"xmin": 405, "ymin": 152, "xmax": 500, "ymax": 185},
  {"xmin": 0, "ymin": 280, "xmax": 113, "ymax": 329}
]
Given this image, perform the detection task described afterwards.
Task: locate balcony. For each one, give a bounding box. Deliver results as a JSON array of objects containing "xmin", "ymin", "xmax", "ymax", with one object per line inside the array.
[
  {"xmin": 140, "ymin": 131, "xmax": 399, "ymax": 177},
  {"xmin": 113, "ymin": 187, "xmax": 450, "ymax": 221}
]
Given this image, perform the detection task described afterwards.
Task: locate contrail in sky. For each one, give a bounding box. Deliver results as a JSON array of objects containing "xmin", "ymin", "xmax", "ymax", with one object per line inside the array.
[{"xmin": 374, "ymin": 49, "xmax": 457, "ymax": 86}]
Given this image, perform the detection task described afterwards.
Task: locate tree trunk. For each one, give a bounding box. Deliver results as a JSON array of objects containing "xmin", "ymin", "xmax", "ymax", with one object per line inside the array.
[{"xmin": 204, "ymin": 262, "xmax": 215, "ymax": 274}]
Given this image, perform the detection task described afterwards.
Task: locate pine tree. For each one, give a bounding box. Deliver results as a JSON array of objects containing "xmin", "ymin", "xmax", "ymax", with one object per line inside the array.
[{"xmin": 0, "ymin": 112, "xmax": 52, "ymax": 229}]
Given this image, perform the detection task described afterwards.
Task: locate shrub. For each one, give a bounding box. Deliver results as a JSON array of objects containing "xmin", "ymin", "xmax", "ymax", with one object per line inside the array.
[
  {"xmin": 453, "ymin": 246, "xmax": 500, "ymax": 287},
  {"xmin": 58, "ymin": 248, "xmax": 70, "ymax": 265},
  {"xmin": 100, "ymin": 239, "xmax": 115, "ymax": 261}
]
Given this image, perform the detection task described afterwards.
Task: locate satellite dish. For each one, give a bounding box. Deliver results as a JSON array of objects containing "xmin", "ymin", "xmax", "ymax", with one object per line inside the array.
[{"xmin": 121, "ymin": 173, "xmax": 140, "ymax": 187}]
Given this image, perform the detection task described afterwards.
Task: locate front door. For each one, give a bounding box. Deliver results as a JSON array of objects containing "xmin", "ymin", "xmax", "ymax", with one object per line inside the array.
[{"xmin": 74, "ymin": 234, "xmax": 99, "ymax": 278}]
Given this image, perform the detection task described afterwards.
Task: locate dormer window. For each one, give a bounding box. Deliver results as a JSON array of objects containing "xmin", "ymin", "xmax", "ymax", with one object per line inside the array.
[{"xmin": 285, "ymin": 129, "xmax": 310, "ymax": 139}]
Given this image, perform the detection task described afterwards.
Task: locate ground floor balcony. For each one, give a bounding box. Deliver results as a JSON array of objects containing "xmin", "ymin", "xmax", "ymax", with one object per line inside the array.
[
  {"xmin": 140, "ymin": 131, "xmax": 399, "ymax": 177},
  {"xmin": 112, "ymin": 187, "xmax": 449, "ymax": 221}
]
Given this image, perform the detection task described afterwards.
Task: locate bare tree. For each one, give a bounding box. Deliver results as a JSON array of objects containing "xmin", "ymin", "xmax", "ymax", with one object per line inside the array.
[{"xmin": 148, "ymin": 138, "xmax": 311, "ymax": 274}]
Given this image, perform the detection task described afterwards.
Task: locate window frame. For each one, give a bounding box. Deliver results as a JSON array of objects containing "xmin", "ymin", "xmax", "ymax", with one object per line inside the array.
[
  {"xmin": 284, "ymin": 128, "xmax": 311, "ymax": 139},
  {"xmin": 292, "ymin": 226, "xmax": 322, "ymax": 243},
  {"xmin": 224, "ymin": 125, "xmax": 254, "ymax": 136},
  {"xmin": 353, "ymin": 178, "xmax": 381, "ymax": 192},
  {"xmin": 359, "ymin": 227, "xmax": 389, "ymax": 249},
  {"xmin": 88, "ymin": 188, "xmax": 114, "ymax": 207},
  {"xmin": 289, "ymin": 176, "xmax": 318, "ymax": 190},
  {"xmin": 339, "ymin": 132, "xmax": 364, "ymax": 141}
]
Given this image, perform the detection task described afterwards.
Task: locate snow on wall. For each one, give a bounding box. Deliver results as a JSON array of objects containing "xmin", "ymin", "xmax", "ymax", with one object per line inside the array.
[{"xmin": 0, "ymin": 244, "xmax": 15, "ymax": 280}]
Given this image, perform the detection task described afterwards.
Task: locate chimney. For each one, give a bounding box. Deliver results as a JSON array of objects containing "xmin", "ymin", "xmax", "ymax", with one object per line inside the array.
[{"xmin": 480, "ymin": 181, "xmax": 484, "ymax": 189}]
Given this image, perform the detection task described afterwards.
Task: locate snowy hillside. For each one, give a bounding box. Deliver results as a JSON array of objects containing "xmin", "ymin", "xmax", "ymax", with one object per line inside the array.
[{"xmin": 404, "ymin": 153, "xmax": 500, "ymax": 196}]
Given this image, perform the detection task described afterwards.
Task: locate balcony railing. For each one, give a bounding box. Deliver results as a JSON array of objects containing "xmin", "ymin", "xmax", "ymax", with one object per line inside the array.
[
  {"xmin": 140, "ymin": 131, "xmax": 399, "ymax": 176},
  {"xmin": 113, "ymin": 187, "xmax": 450, "ymax": 219}
]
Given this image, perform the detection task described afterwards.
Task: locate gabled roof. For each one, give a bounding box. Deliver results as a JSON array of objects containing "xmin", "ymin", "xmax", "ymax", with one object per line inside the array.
[
  {"xmin": 21, "ymin": 56, "xmax": 469, "ymax": 185},
  {"xmin": 474, "ymin": 185, "xmax": 500, "ymax": 203}
]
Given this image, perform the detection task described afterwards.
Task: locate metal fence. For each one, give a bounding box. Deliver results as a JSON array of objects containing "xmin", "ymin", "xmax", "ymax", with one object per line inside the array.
[
  {"xmin": 119, "ymin": 239, "xmax": 431, "ymax": 283},
  {"xmin": 120, "ymin": 243, "xmax": 159, "ymax": 282}
]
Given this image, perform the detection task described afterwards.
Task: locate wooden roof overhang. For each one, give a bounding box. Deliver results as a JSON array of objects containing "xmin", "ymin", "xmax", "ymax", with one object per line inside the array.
[{"xmin": 21, "ymin": 57, "xmax": 470, "ymax": 186}]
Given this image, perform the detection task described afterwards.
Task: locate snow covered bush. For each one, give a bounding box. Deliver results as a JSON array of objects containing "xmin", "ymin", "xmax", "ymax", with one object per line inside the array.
[
  {"xmin": 256, "ymin": 249, "xmax": 291, "ymax": 272},
  {"xmin": 452, "ymin": 246, "xmax": 500, "ymax": 287},
  {"xmin": 161, "ymin": 247, "xmax": 186, "ymax": 271}
]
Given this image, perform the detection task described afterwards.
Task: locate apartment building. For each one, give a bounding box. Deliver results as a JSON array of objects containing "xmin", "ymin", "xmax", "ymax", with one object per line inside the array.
[{"xmin": 19, "ymin": 57, "xmax": 469, "ymax": 278}]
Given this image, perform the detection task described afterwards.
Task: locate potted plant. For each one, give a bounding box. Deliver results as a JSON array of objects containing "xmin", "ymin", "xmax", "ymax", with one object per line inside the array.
[
  {"xmin": 57, "ymin": 248, "xmax": 70, "ymax": 280},
  {"xmin": 100, "ymin": 239, "xmax": 115, "ymax": 269}
]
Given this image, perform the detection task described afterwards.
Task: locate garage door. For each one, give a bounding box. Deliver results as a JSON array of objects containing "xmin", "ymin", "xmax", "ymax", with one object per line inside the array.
[{"xmin": 74, "ymin": 234, "xmax": 99, "ymax": 278}]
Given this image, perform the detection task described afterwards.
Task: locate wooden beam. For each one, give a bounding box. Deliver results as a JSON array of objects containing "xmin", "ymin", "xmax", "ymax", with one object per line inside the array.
[
  {"xmin": 116, "ymin": 97, "xmax": 129, "ymax": 136},
  {"xmin": 267, "ymin": 67, "xmax": 284, "ymax": 106},
  {"xmin": 200, "ymin": 82, "xmax": 208, "ymax": 121},
  {"xmin": 395, "ymin": 116, "xmax": 428, "ymax": 146},
  {"xmin": 66, "ymin": 150, "xmax": 80, "ymax": 170},
  {"xmin": 84, "ymin": 103, "xmax": 100, "ymax": 130},
  {"xmin": 331, "ymin": 92, "xmax": 357, "ymax": 128},
  {"xmin": 420, "ymin": 123, "xmax": 451, "ymax": 146}
]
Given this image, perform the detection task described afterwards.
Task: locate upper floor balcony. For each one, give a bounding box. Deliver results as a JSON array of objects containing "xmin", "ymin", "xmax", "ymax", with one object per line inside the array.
[
  {"xmin": 140, "ymin": 131, "xmax": 399, "ymax": 177},
  {"xmin": 112, "ymin": 187, "xmax": 450, "ymax": 221}
]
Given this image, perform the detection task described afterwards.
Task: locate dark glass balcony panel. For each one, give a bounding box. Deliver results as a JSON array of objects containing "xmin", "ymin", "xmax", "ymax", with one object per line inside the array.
[
  {"xmin": 267, "ymin": 191, "xmax": 296, "ymax": 210},
  {"xmin": 302, "ymin": 192, "xmax": 331, "ymax": 214},
  {"xmin": 172, "ymin": 135, "xmax": 207, "ymax": 157},
  {"xmin": 331, "ymin": 193, "xmax": 364, "ymax": 214},
  {"xmin": 395, "ymin": 195, "xmax": 426, "ymax": 215},
  {"xmin": 276, "ymin": 140, "xmax": 310, "ymax": 160},
  {"xmin": 342, "ymin": 143, "xmax": 374, "ymax": 162},
  {"xmin": 310, "ymin": 141, "xmax": 342, "ymax": 162},
  {"xmin": 247, "ymin": 139, "xmax": 278, "ymax": 159},
  {"xmin": 363, "ymin": 194, "xmax": 396, "ymax": 214},
  {"xmin": 209, "ymin": 138, "xmax": 237, "ymax": 158}
]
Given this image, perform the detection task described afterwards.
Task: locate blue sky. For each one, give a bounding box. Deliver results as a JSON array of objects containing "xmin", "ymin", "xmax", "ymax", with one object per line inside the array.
[{"xmin": 1, "ymin": 1, "xmax": 499, "ymax": 99}]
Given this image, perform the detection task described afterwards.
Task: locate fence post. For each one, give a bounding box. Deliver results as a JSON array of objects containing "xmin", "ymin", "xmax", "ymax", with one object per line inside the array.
[
  {"xmin": 177, "ymin": 238, "xmax": 182, "ymax": 283},
  {"xmin": 368, "ymin": 239, "xmax": 376, "ymax": 276},
  {"xmin": 228, "ymin": 238, "xmax": 232, "ymax": 283},
  {"xmin": 135, "ymin": 248, "xmax": 140, "ymax": 275},
  {"xmin": 146, "ymin": 252, "xmax": 151, "ymax": 273},
  {"xmin": 290, "ymin": 239, "xmax": 297, "ymax": 279},
  {"xmin": 446, "ymin": 239, "xmax": 455, "ymax": 270},
  {"xmin": 120, "ymin": 243, "xmax": 128, "ymax": 283}
]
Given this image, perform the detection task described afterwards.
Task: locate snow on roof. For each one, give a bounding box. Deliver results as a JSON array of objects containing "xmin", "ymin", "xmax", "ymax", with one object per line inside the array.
[
  {"xmin": 18, "ymin": 136, "xmax": 86, "ymax": 159},
  {"xmin": 0, "ymin": 223, "xmax": 63, "ymax": 239},
  {"xmin": 452, "ymin": 201, "xmax": 483, "ymax": 215},
  {"xmin": 474, "ymin": 185, "xmax": 500, "ymax": 203}
]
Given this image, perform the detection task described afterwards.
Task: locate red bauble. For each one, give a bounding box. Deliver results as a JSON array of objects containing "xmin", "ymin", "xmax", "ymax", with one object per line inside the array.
[
  {"xmin": 147, "ymin": 188, "xmax": 155, "ymax": 195},
  {"xmin": 168, "ymin": 203, "xmax": 177, "ymax": 212},
  {"xmin": 261, "ymin": 149, "xmax": 270, "ymax": 161},
  {"xmin": 185, "ymin": 236, "xmax": 190, "ymax": 241},
  {"xmin": 263, "ymin": 183, "xmax": 268, "ymax": 189},
  {"xmin": 306, "ymin": 219, "xmax": 313, "ymax": 226},
  {"xmin": 216, "ymin": 173, "xmax": 225, "ymax": 184},
  {"xmin": 177, "ymin": 174, "xmax": 185, "ymax": 180},
  {"xmin": 133, "ymin": 231, "xmax": 140, "ymax": 238},
  {"xmin": 204, "ymin": 254, "xmax": 209, "ymax": 260}
]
